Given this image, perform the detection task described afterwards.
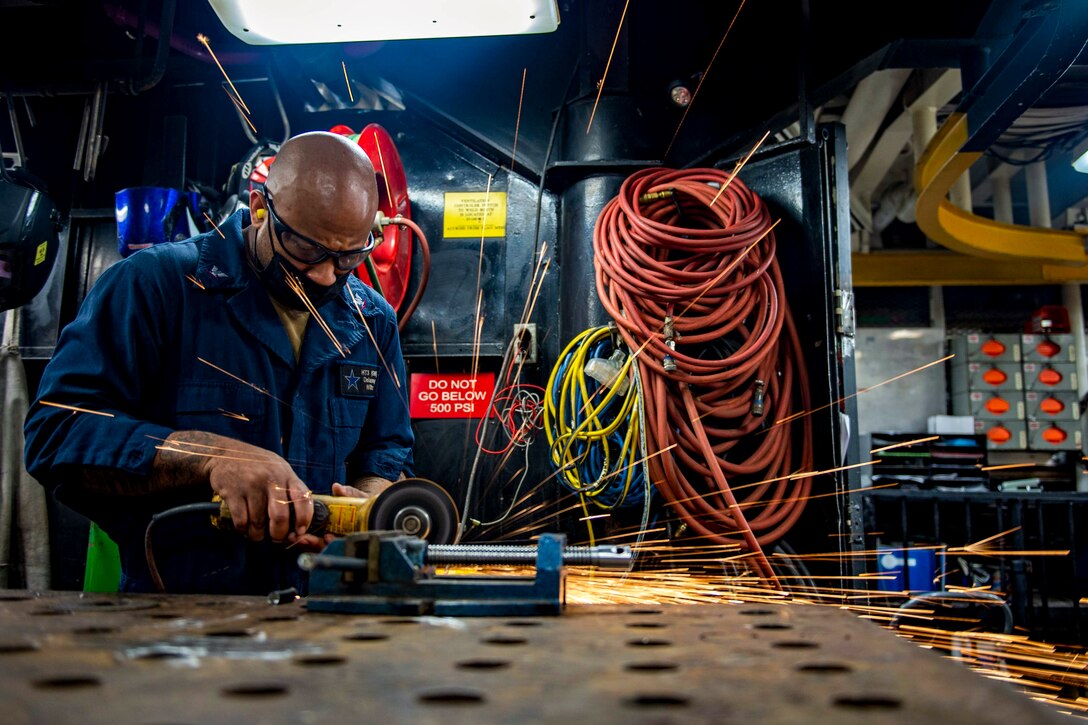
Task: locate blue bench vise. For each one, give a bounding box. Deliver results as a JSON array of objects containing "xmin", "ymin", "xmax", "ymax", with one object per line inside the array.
[{"xmin": 299, "ymin": 531, "xmax": 632, "ymax": 616}]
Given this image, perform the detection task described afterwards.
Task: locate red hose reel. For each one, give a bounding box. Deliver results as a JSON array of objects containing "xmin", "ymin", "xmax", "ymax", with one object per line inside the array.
[
  {"xmin": 258, "ymin": 123, "xmax": 417, "ymax": 316},
  {"xmin": 329, "ymin": 123, "xmax": 414, "ymax": 311}
]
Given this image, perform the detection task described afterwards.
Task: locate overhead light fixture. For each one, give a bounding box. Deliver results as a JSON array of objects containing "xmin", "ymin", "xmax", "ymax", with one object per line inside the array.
[
  {"xmin": 1073, "ymin": 147, "xmax": 1088, "ymax": 174},
  {"xmin": 1071, "ymin": 137, "xmax": 1088, "ymax": 174},
  {"xmin": 207, "ymin": 0, "xmax": 561, "ymax": 45}
]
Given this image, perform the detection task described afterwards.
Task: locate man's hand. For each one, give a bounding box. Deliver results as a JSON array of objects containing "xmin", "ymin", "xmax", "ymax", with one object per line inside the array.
[
  {"xmin": 288, "ymin": 480, "xmax": 393, "ymax": 551},
  {"xmin": 336, "ymin": 477, "xmax": 395, "ymax": 498},
  {"xmin": 156, "ymin": 431, "xmax": 314, "ymax": 544}
]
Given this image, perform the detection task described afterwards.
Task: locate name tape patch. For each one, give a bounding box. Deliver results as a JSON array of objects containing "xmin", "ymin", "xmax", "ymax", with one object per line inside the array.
[{"xmin": 339, "ymin": 363, "xmax": 379, "ymax": 398}]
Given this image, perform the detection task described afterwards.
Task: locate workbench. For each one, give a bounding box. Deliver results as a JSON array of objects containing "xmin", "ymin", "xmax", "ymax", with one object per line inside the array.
[{"xmin": 0, "ymin": 590, "xmax": 1065, "ymax": 724}]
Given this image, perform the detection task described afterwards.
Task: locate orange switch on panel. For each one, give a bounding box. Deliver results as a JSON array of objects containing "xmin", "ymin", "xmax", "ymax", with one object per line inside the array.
[
  {"xmin": 1037, "ymin": 366, "xmax": 1063, "ymax": 387},
  {"xmin": 1041, "ymin": 425, "xmax": 1068, "ymax": 444},
  {"xmin": 982, "ymin": 367, "xmax": 1008, "ymax": 386},
  {"xmin": 984, "ymin": 396, "xmax": 1011, "ymax": 415},
  {"xmin": 1035, "ymin": 338, "xmax": 1061, "ymax": 359},
  {"xmin": 987, "ymin": 425, "xmax": 1012, "ymax": 444},
  {"xmin": 981, "ymin": 338, "xmax": 1007, "ymax": 358},
  {"xmin": 1038, "ymin": 396, "xmax": 1065, "ymax": 415}
]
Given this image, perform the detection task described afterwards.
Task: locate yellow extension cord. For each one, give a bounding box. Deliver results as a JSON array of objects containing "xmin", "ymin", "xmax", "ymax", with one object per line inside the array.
[{"xmin": 544, "ymin": 326, "xmax": 644, "ymax": 543}]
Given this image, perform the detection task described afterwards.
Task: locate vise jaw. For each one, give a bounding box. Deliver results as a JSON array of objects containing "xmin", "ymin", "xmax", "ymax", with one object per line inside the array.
[{"xmin": 302, "ymin": 531, "xmax": 568, "ymax": 616}]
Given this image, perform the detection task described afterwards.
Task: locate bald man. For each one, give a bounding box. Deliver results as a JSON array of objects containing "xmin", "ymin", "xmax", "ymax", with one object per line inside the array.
[{"xmin": 24, "ymin": 132, "xmax": 414, "ymax": 594}]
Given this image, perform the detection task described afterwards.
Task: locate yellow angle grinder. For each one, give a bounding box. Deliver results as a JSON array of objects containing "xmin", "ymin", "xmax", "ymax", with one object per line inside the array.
[{"xmin": 213, "ymin": 477, "xmax": 460, "ymax": 545}]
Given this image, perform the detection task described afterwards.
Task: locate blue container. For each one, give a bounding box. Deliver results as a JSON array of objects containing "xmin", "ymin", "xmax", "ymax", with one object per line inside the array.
[
  {"xmin": 877, "ymin": 546, "xmax": 945, "ymax": 593},
  {"xmin": 115, "ymin": 187, "xmax": 200, "ymax": 257}
]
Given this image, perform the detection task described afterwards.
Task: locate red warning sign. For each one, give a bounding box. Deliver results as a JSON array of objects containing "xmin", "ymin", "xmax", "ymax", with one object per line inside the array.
[{"xmin": 409, "ymin": 373, "xmax": 495, "ymax": 419}]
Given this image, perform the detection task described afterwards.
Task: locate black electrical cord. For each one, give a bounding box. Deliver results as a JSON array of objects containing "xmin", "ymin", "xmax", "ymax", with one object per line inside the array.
[{"xmin": 144, "ymin": 502, "xmax": 222, "ymax": 593}]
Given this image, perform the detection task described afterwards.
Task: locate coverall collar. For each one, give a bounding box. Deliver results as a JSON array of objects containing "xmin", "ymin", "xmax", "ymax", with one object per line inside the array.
[{"xmin": 193, "ymin": 210, "xmax": 380, "ymax": 371}]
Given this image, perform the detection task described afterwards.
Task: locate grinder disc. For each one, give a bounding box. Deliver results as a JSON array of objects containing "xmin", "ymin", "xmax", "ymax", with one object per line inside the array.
[{"xmin": 367, "ymin": 478, "xmax": 459, "ymax": 545}]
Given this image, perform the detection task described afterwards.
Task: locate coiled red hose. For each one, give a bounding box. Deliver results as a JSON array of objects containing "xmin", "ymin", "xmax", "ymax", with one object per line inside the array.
[{"xmin": 593, "ymin": 167, "xmax": 814, "ymax": 582}]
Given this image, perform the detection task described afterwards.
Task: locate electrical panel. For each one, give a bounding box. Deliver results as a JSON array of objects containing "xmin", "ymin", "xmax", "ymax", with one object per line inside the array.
[{"xmin": 950, "ymin": 332, "xmax": 1081, "ymax": 451}]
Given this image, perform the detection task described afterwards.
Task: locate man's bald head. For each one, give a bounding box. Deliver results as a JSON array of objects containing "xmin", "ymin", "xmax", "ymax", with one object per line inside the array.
[{"xmin": 254, "ymin": 131, "xmax": 379, "ymax": 252}]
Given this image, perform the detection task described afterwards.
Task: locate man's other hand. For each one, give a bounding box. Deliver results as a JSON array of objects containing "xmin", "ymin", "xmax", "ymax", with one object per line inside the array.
[{"xmin": 190, "ymin": 435, "xmax": 314, "ymax": 543}]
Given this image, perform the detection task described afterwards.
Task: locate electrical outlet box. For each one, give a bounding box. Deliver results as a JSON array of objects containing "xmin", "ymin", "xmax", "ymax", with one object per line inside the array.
[{"xmin": 513, "ymin": 323, "xmax": 537, "ymax": 365}]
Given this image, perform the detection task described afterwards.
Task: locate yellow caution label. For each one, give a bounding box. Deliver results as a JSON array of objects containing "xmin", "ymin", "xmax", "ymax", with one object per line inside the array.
[
  {"xmin": 34, "ymin": 241, "xmax": 47, "ymax": 266},
  {"xmin": 443, "ymin": 191, "xmax": 507, "ymax": 239}
]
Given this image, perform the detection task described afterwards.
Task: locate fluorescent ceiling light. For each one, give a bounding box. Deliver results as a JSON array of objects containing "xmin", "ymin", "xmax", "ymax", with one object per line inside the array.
[{"xmin": 207, "ymin": 0, "xmax": 560, "ymax": 45}]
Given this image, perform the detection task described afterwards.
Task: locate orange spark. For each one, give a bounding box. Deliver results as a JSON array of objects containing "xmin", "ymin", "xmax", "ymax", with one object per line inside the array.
[
  {"xmin": 511, "ymin": 67, "xmax": 526, "ymax": 170},
  {"xmin": 664, "ymin": 0, "xmax": 748, "ymax": 158},
  {"xmin": 39, "ymin": 401, "xmax": 114, "ymax": 417},
  {"xmin": 586, "ymin": 0, "xmax": 630, "ymax": 135},
  {"xmin": 709, "ymin": 130, "xmax": 770, "ymax": 207},
  {"xmin": 202, "ymin": 211, "xmax": 225, "ymax": 238},
  {"xmin": 341, "ymin": 60, "xmax": 354, "ymax": 103},
  {"xmin": 870, "ymin": 435, "xmax": 939, "ymax": 454},
  {"xmin": 199, "ymin": 33, "xmax": 250, "ymax": 114}
]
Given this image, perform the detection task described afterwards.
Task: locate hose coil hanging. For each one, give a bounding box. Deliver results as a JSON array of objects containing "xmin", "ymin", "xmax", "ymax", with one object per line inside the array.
[{"xmin": 593, "ymin": 167, "xmax": 814, "ymax": 580}]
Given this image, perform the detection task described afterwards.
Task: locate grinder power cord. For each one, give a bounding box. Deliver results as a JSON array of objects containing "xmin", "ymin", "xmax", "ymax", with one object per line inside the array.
[{"xmin": 144, "ymin": 478, "xmax": 458, "ymax": 593}]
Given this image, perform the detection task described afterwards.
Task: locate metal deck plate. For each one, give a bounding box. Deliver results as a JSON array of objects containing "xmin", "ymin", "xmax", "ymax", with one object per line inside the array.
[{"xmin": 0, "ymin": 591, "xmax": 1066, "ymax": 724}]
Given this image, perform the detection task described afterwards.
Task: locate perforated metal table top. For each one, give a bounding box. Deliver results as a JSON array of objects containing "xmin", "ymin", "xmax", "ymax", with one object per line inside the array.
[{"xmin": 0, "ymin": 590, "xmax": 1066, "ymax": 724}]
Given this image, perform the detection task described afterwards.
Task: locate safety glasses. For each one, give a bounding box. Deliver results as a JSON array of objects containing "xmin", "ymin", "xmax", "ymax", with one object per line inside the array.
[{"xmin": 262, "ymin": 190, "xmax": 375, "ymax": 271}]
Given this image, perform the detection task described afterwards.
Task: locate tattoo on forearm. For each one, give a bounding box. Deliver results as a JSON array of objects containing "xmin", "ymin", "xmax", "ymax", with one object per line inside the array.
[{"xmin": 74, "ymin": 431, "xmax": 224, "ymax": 496}]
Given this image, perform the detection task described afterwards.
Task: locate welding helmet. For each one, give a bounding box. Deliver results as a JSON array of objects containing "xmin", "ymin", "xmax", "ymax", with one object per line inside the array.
[
  {"xmin": 115, "ymin": 186, "xmax": 200, "ymax": 257},
  {"xmin": 0, "ymin": 173, "xmax": 62, "ymax": 312},
  {"xmin": 217, "ymin": 141, "xmax": 280, "ymax": 223}
]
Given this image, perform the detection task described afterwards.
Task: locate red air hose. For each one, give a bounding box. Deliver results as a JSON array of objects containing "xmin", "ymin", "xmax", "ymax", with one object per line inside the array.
[
  {"xmin": 593, "ymin": 167, "xmax": 814, "ymax": 582},
  {"xmin": 384, "ymin": 215, "xmax": 431, "ymax": 331}
]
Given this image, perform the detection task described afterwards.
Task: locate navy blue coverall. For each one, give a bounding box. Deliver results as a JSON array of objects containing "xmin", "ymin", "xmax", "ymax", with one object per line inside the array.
[{"xmin": 23, "ymin": 210, "xmax": 414, "ymax": 594}]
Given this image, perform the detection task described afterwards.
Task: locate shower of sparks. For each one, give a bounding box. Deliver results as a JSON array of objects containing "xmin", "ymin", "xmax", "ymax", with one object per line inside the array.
[
  {"xmin": 342, "ymin": 61, "xmax": 354, "ymax": 103},
  {"xmin": 774, "ymin": 354, "xmax": 955, "ymax": 427},
  {"xmin": 663, "ymin": 0, "xmax": 749, "ymax": 158},
  {"xmin": 201, "ymin": 211, "xmax": 226, "ymax": 238},
  {"xmin": 222, "ymin": 85, "xmax": 257, "ymax": 135},
  {"xmin": 218, "ymin": 409, "xmax": 250, "ymax": 421},
  {"xmin": 280, "ymin": 265, "xmax": 347, "ymax": 357},
  {"xmin": 198, "ymin": 34, "xmax": 250, "ymax": 115},
  {"xmin": 511, "ymin": 67, "xmax": 526, "ymax": 170},
  {"xmin": 586, "ymin": 0, "xmax": 630, "ymax": 135},
  {"xmin": 870, "ymin": 435, "xmax": 939, "ymax": 454},
  {"xmin": 184, "ymin": 274, "xmax": 206, "ymax": 290},
  {"xmin": 39, "ymin": 401, "xmax": 114, "ymax": 417},
  {"xmin": 346, "ymin": 284, "xmax": 403, "ymax": 390},
  {"xmin": 709, "ymin": 130, "xmax": 770, "ymax": 207},
  {"xmin": 432, "ymin": 557, "xmax": 1088, "ymax": 715}
]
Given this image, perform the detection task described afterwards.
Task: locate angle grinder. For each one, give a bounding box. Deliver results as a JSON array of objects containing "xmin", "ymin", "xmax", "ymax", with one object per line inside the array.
[{"xmin": 212, "ymin": 477, "xmax": 460, "ymax": 545}]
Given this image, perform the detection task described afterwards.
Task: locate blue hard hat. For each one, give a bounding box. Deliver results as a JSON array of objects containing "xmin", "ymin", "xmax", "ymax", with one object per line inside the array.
[{"xmin": 115, "ymin": 187, "xmax": 200, "ymax": 257}]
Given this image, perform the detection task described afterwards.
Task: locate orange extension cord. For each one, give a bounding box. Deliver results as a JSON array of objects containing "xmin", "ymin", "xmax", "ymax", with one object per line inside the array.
[{"xmin": 593, "ymin": 167, "xmax": 814, "ymax": 582}]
